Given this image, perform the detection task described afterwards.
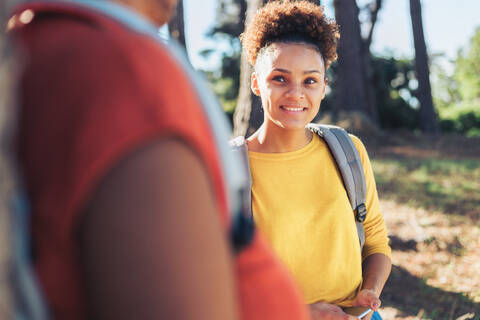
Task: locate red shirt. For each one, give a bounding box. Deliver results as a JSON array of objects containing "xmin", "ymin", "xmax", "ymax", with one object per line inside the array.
[{"xmin": 11, "ymin": 2, "xmax": 310, "ymax": 319}]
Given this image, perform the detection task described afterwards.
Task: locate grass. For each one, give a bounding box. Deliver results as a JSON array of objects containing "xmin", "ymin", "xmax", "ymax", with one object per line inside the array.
[{"xmin": 371, "ymin": 157, "xmax": 480, "ymax": 220}]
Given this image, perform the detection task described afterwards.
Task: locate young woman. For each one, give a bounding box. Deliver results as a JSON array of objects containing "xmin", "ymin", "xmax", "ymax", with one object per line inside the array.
[{"xmin": 240, "ymin": 1, "xmax": 392, "ymax": 320}]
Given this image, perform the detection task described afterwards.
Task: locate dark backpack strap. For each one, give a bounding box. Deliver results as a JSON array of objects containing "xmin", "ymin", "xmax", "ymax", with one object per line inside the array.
[{"xmin": 306, "ymin": 123, "xmax": 367, "ymax": 250}]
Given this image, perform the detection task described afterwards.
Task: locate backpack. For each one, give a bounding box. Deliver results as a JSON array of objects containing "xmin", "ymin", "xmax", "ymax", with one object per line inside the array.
[
  {"xmin": 9, "ymin": 1, "xmax": 253, "ymax": 319},
  {"xmin": 230, "ymin": 123, "xmax": 368, "ymax": 250}
]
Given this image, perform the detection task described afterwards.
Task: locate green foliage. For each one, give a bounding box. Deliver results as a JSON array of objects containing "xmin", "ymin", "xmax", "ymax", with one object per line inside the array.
[
  {"xmin": 320, "ymin": 56, "xmax": 420, "ymax": 130},
  {"xmin": 371, "ymin": 56, "xmax": 419, "ymax": 130},
  {"xmin": 203, "ymin": 1, "xmax": 480, "ymax": 134},
  {"xmin": 432, "ymin": 26, "xmax": 480, "ymax": 136},
  {"xmin": 200, "ymin": 0, "xmax": 243, "ymax": 113},
  {"xmin": 439, "ymin": 101, "xmax": 480, "ymax": 136},
  {"xmin": 202, "ymin": 70, "xmax": 236, "ymax": 125},
  {"xmin": 455, "ymin": 26, "xmax": 480, "ymax": 102}
]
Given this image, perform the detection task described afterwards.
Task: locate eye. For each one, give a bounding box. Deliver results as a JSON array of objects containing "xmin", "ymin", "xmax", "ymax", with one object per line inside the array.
[
  {"xmin": 272, "ymin": 75, "xmax": 286, "ymax": 83},
  {"xmin": 304, "ymin": 77, "xmax": 317, "ymax": 85}
]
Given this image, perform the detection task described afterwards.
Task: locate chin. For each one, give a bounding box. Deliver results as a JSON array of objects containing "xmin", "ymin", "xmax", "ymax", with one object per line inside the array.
[{"xmin": 276, "ymin": 120, "xmax": 310, "ymax": 131}]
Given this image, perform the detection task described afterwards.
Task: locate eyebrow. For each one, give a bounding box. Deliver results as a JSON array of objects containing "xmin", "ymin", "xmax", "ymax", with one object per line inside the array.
[{"xmin": 272, "ymin": 68, "xmax": 323, "ymax": 75}]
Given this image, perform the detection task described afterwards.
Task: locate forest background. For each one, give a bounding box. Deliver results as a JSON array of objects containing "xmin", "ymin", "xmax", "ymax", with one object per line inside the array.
[{"xmin": 168, "ymin": 0, "xmax": 480, "ymax": 319}]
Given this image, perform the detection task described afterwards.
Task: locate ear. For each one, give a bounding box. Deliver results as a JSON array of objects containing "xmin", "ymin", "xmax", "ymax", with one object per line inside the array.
[
  {"xmin": 251, "ymin": 72, "xmax": 260, "ymax": 96},
  {"xmin": 321, "ymin": 77, "xmax": 328, "ymax": 99}
]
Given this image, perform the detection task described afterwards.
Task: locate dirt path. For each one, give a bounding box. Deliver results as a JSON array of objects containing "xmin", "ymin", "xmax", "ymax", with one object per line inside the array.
[{"xmin": 379, "ymin": 200, "xmax": 480, "ymax": 319}]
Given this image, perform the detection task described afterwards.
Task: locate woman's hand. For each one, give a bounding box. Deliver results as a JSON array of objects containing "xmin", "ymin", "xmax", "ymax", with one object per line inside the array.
[
  {"xmin": 351, "ymin": 289, "xmax": 381, "ymax": 320},
  {"xmin": 309, "ymin": 302, "xmax": 358, "ymax": 320},
  {"xmin": 352, "ymin": 288, "xmax": 381, "ymax": 310}
]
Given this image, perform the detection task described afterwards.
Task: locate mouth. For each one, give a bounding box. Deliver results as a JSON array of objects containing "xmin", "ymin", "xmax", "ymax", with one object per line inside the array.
[{"xmin": 280, "ymin": 105, "xmax": 307, "ymax": 113}]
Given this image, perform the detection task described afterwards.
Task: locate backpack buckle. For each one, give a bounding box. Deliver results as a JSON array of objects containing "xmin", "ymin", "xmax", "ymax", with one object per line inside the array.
[{"xmin": 355, "ymin": 203, "xmax": 367, "ymax": 222}]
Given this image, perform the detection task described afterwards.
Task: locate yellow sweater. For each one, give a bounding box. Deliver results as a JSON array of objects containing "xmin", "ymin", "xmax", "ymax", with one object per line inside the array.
[{"xmin": 248, "ymin": 134, "xmax": 391, "ymax": 306}]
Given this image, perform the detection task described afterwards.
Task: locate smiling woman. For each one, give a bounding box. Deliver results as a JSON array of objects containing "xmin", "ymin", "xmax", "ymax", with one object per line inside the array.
[
  {"xmin": 236, "ymin": 2, "xmax": 392, "ymax": 320},
  {"xmin": 250, "ymin": 42, "xmax": 327, "ymax": 137},
  {"xmin": 240, "ymin": 0, "xmax": 339, "ymax": 152}
]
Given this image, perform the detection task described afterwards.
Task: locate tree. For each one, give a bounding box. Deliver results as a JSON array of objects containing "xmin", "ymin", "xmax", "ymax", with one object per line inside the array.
[
  {"xmin": 333, "ymin": 0, "xmax": 369, "ymax": 119},
  {"xmin": 207, "ymin": 0, "xmax": 384, "ymax": 136},
  {"xmin": 233, "ymin": 0, "xmax": 264, "ymax": 137},
  {"xmin": 168, "ymin": 0, "xmax": 186, "ymax": 49},
  {"xmin": 360, "ymin": 0, "xmax": 383, "ymax": 124},
  {"xmin": 409, "ymin": 0, "xmax": 439, "ymax": 133}
]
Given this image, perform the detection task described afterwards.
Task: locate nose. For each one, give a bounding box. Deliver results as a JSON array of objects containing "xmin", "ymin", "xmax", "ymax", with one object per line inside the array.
[{"xmin": 285, "ymin": 83, "xmax": 305, "ymax": 100}]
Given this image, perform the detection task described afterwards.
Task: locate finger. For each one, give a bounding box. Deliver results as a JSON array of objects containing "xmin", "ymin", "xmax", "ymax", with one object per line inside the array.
[
  {"xmin": 361, "ymin": 291, "xmax": 381, "ymax": 310},
  {"xmin": 370, "ymin": 297, "xmax": 381, "ymax": 310}
]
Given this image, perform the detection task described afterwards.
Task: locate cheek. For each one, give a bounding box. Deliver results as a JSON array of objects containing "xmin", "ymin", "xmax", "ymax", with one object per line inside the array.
[
  {"xmin": 310, "ymin": 88, "xmax": 325, "ymax": 102},
  {"xmin": 259, "ymin": 85, "xmax": 275, "ymax": 101}
]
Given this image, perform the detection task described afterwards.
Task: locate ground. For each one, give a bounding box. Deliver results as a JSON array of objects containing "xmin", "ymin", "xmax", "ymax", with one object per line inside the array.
[
  {"xmin": 1, "ymin": 132, "xmax": 479, "ymax": 319},
  {"xmin": 363, "ymin": 131, "xmax": 480, "ymax": 320}
]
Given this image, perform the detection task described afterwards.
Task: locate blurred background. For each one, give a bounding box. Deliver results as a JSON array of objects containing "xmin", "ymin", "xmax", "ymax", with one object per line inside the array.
[{"xmin": 168, "ymin": 0, "xmax": 480, "ymax": 319}]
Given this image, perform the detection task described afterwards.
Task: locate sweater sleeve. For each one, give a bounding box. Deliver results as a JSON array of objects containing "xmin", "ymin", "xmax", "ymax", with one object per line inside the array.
[{"xmin": 349, "ymin": 135, "xmax": 391, "ymax": 260}]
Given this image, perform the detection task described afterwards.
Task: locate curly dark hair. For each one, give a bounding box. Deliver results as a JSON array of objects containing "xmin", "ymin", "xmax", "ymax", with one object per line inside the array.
[{"xmin": 241, "ymin": 0, "xmax": 340, "ymax": 68}]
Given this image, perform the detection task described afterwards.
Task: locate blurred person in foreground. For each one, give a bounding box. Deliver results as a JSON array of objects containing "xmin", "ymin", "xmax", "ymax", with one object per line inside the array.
[
  {"xmin": 6, "ymin": 0, "xmax": 311, "ymax": 319},
  {"xmin": 1, "ymin": 1, "xmax": 15, "ymax": 316},
  {"xmin": 237, "ymin": 1, "xmax": 392, "ymax": 320}
]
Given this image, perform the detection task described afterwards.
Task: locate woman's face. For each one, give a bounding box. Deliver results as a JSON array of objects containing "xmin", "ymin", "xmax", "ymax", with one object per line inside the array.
[{"xmin": 252, "ymin": 42, "xmax": 327, "ymax": 131}]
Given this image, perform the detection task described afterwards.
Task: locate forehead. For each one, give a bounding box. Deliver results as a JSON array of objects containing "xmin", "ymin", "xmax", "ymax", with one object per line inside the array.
[{"xmin": 256, "ymin": 42, "xmax": 325, "ymax": 73}]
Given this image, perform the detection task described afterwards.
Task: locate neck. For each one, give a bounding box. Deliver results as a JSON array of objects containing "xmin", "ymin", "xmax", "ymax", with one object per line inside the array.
[
  {"xmin": 110, "ymin": 0, "xmax": 167, "ymax": 26},
  {"xmin": 248, "ymin": 122, "xmax": 312, "ymax": 153}
]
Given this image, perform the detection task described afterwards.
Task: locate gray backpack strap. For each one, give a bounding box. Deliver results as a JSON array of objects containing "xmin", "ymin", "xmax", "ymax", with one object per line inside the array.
[
  {"xmin": 228, "ymin": 136, "xmax": 255, "ymax": 251},
  {"xmin": 306, "ymin": 123, "xmax": 367, "ymax": 250},
  {"xmin": 12, "ymin": 192, "xmax": 50, "ymax": 320}
]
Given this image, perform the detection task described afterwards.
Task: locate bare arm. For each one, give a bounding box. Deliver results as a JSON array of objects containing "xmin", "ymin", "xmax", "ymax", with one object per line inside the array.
[
  {"xmin": 361, "ymin": 253, "xmax": 391, "ymax": 298},
  {"xmin": 79, "ymin": 139, "xmax": 238, "ymax": 320},
  {"xmin": 350, "ymin": 253, "xmax": 392, "ymax": 320}
]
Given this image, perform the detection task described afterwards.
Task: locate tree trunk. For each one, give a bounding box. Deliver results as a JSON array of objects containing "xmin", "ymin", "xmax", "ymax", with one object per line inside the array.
[
  {"xmin": 361, "ymin": 0, "xmax": 383, "ymax": 125},
  {"xmin": 333, "ymin": 0, "xmax": 369, "ymax": 117},
  {"xmin": 233, "ymin": 0, "xmax": 265, "ymax": 137},
  {"xmin": 168, "ymin": 0, "xmax": 186, "ymax": 49},
  {"xmin": 409, "ymin": 0, "xmax": 439, "ymax": 133}
]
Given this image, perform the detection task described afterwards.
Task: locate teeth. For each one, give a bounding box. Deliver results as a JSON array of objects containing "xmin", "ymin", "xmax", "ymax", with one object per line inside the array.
[{"xmin": 283, "ymin": 106, "xmax": 304, "ymax": 111}]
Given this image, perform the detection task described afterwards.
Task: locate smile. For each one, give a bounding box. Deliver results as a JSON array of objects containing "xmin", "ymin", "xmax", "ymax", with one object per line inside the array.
[{"xmin": 281, "ymin": 106, "xmax": 307, "ymax": 112}]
